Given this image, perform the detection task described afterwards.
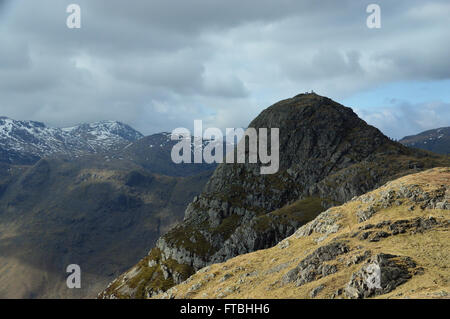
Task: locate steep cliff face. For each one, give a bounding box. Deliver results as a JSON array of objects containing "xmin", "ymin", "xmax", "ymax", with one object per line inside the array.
[
  {"xmin": 100, "ymin": 93, "xmax": 450, "ymax": 299},
  {"xmin": 159, "ymin": 168, "xmax": 450, "ymax": 299}
]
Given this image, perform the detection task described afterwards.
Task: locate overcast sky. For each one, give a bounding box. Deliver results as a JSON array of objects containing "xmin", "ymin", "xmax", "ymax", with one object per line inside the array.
[{"xmin": 0, "ymin": 0, "xmax": 449, "ymax": 139}]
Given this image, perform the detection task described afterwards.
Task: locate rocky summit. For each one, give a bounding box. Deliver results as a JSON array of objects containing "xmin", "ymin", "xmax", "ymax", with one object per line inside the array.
[
  {"xmin": 99, "ymin": 93, "xmax": 450, "ymax": 299},
  {"xmin": 152, "ymin": 168, "xmax": 450, "ymax": 299}
]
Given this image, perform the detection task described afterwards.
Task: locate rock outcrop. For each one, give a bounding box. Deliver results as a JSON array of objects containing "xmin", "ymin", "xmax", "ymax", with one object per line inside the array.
[
  {"xmin": 100, "ymin": 93, "xmax": 450, "ymax": 299},
  {"xmin": 282, "ymin": 242, "xmax": 349, "ymax": 286},
  {"xmin": 344, "ymin": 253, "xmax": 417, "ymax": 299}
]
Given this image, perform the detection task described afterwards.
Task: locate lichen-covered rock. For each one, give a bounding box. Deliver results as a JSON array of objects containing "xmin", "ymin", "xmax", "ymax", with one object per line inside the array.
[
  {"xmin": 354, "ymin": 184, "xmax": 449, "ymax": 223},
  {"xmin": 344, "ymin": 253, "xmax": 416, "ymax": 299},
  {"xmin": 310, "ymin": 284, "xmax": 325, "ymax": 298},
  {"xmin": 295, "ymin": 208, "xmax": 341, "ymax": 238},
  {"xmin": 356, "ymin": 205, "xmax": 377, "ymax": 222}
]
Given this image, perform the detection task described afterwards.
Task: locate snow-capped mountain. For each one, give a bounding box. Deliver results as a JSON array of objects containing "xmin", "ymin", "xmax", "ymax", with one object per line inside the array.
[
  {"xmin": 400, "ymin": 127, "xmax": 450, "ymax": 155},
  {"xmin": 0, "ymin": 117, "xmax": 143, "ymax": 164}
]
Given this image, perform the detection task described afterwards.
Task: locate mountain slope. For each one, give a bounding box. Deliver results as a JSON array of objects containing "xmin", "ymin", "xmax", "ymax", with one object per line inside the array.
[
  {"xmin": 160, "ymin": 167, "xmax": 449, "ymax": 299},
  {"xmin": 119, "ymin": 133, "xmax": 223, "ymax": 177},
  {"xmin": 100, "ymin": 93, "xmax": 450, "ymax": 299},
  {"xmin": 0, "ymin": 117, "xmax": 143, "ymax": 165},
  {"xmin": 0, "ymin": 154, "xmax": 213, "ymax": 298},
  {"xmin": 400, "ymin": 127, "xmax": 450, "ymax": 155},
  {"xmin": 0, "ymin": 117, "xmax": 221, "ymax": 298}
]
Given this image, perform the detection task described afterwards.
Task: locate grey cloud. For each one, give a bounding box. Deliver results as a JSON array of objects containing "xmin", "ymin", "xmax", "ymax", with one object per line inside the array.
[
  {"xmin": 282, "ymin": 49, "xmax": 364, "ymax": 81},
  {"xmin": 355, "ymin": 101, "xmax": 450, "ymax": 139},
  {"xmin": 0, "ymin": 0, "xmax": 448, "ymax": 136},
  {"xmin": 0, "ymin": 39, "xmax": 30, "ymax": 70},
  {"xmin": 111, "ymin": 52, "xmax": 206, "ymax": 94}
]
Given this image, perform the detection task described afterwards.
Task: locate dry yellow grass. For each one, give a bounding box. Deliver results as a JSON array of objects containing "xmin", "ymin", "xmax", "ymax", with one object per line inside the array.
[{"xmin": 155, "ymin": 167, "xmax": 450, "ymax": 299}]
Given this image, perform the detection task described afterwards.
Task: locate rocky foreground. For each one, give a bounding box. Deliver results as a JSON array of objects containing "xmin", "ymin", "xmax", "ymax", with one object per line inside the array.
[{"xmin": 154, "ymin": 168, "xmax": 449, "ymax": 299}]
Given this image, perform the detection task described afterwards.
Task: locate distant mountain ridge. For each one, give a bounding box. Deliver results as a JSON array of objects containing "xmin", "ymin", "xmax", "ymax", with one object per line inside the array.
[
  {"xmin": 0, "ymin": 117, "xmax": 144, "ymax": 164},
  {"xmin": 119, "ymin": 132, "xmax": 233, "ymax": 177},
  {"xmin": 400, "ymin": 127, "xmax": 450, "ymax": 155}
]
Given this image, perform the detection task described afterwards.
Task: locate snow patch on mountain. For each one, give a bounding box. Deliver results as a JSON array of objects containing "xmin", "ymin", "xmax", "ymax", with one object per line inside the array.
[
  {"xmin": 399, "ymin": 127, "xmax": 450, "ymax": 155},
  {"xmin": 0, "ymin": 117, "xmax": 143, "ymax": 164}
]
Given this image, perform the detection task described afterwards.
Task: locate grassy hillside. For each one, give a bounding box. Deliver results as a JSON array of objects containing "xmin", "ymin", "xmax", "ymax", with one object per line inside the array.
[{"xmin": 156, "ymin": 167, "xmax": 449, "ymax": 299}]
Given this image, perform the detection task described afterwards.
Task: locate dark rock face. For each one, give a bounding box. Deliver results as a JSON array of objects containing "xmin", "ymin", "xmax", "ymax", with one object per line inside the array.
[
  {"xmin": 101, "ymin": 93, "xmax": 450, "ymax": 299},
  {"xmin": 205, "ymin": 93, "xmax": 390, "ymax": 204},
  {"xmin": 344, "ymin": 254, "xmax": 417, "ymax": 299},
  {"xmin": 282, "ymin": 242, "xmax": 349, "ymax": 286}
]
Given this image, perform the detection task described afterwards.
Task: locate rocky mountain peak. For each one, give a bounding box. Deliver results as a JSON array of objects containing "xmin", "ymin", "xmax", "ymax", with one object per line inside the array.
[
  {"xmin": 205, "ymin": 92, "xmax": 389, "ymax": 198},
  {"xmin": 65, "ymin": 120, "xmax": 143, "ymax": 142},
  {"xmin": 99, "ymin": 94, "xmax": 449, "ymax": 299}
]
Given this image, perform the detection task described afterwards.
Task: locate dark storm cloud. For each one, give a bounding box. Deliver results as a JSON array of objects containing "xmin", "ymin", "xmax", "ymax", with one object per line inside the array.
[{"xmin": 0, "ymin": 0, "xmax": 448, "ymax": 135}]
